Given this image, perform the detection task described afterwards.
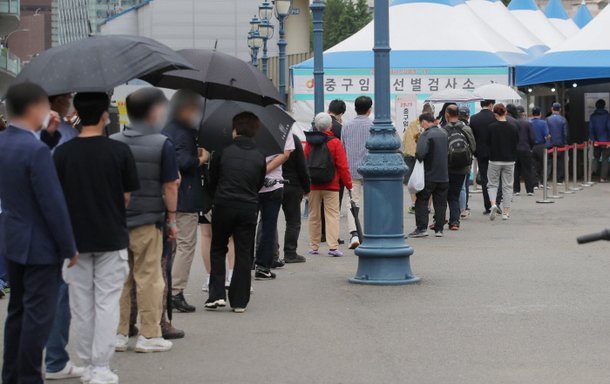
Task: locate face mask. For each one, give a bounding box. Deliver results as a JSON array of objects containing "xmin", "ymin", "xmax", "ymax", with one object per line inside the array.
[
  {"xmin": 41, "ymin": 112, "xmax": 52, "ymax": 131},
  {"xmin": 191, "ymin": 113, "xmax": 203, "ymax": 129},
  {"xmin": 105, "ymin": 117, "xmax": 111, "ymax": 127}
]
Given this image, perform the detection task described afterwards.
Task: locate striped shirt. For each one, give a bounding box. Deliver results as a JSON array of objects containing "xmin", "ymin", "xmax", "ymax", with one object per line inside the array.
[{"xmin": 341, "ymin": 115, "xmax": 372, "ymax": 180}]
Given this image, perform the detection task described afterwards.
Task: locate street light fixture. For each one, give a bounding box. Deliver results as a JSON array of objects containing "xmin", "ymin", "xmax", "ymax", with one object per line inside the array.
[
  {"xmin": 247, "ymin": 30, "xmax": 263, "ymax": 68},
  {"xmin": 274, "ymin": 0, "xmax": 293, "ymax": 103},
  {"xmin": 258, "ymin": 17, "xmax": 274, "ymax": 77},
  {"xmin": 259, "ymin": 0, "xmax": 274, "ymax": 21},
  {"xmin": 249, "ymin": 15, "xmax": 261, "ymax": 33}
]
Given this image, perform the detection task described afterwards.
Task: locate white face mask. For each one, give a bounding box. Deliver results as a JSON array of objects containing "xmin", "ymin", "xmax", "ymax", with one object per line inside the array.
[{"xmin": 41, "ymin": 112, "xmax": 52, "ymax": 131}]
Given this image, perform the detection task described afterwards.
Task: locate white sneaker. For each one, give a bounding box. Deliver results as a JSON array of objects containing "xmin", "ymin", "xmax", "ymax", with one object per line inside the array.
[
  {"xmin": 489, "ymin": 205, "xmax": 501, "ymax": 221},
  {"xmin": 46, "ymin": 361, "xmax": 85, "ymax": 380},
  {"xmin": 233, "ymin": 307, "xmax": 246, "ymax": 313},
  {"xmin": 349, "ymin": 235, "xmax": 360, "ymax": 249},
  {"xmin": 134, "ymin": 335, "xmax": 173, "ymax": 353},
  {"xmin": 115, "ymin": 334, "xmax": 128, "ymax": 352},
  {"xmin": 89, "ymin": 367, "xmax": 118, "ymax": 384},
  {"xmin": 502, "ymin": 213, "xmax": 511, "ymax": 221},
  {"xmin": 80, "ymin": 366, "xmax": 92, "ymax": 384}
]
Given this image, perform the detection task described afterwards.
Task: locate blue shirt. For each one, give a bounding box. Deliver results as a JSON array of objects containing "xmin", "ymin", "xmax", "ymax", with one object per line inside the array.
[
  {"xmin": 530, "ymin": 117, "xmax": 549, "ymax": 145},
  {"xmin": 588, "ymin": 109, "xmax": 610, "ymax": 142},
  {"xmin": 546, "ymin": 113, "xmax": 568, "ymax": 147},
  {"xmin": 57, "ymin": 120, "xmax": 79, "ymax": 148},
  {"xmin": 161, "ymin": 140, "xmax": 180, "ymax": 183}
]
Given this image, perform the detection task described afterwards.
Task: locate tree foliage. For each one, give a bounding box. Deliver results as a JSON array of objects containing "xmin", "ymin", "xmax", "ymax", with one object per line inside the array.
[{"xmin": 316, "ymin": 0, "xmax": 373, "ymax": 50}]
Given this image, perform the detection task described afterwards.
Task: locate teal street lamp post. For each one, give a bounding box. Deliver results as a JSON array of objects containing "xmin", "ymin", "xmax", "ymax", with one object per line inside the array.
[
  {"xmin": 350, "ymin": 0, "xmax": 419, "ymax": 285},
  {"xmin": 258, "ymin": 0, "xmax": 275, "ymax": 77},
  {"xmin": 310, "ymin": 0, "xmax": 325, "ymax": 114},
  {"xmin": 248, "ymin": 30, "xmax": 262, "ymax": 68},
  {"xmin": 274, "ymin": 0, "xmax": 293, "ymax": 103}
]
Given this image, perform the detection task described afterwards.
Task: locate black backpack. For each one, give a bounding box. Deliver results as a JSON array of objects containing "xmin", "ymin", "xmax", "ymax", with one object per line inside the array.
[
  {"xmin": 447, "ymin": 124, "xmax": 472, "ymax": 168},
  {"xmin": 307, "ymin": 136, "xmax": 336, "ymax": 184}
]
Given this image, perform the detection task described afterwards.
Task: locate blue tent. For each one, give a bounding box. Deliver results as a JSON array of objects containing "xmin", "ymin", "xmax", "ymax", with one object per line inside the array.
[{"xmin": 573, "ymin": 1, "xmax": 593, "ymax": 28}]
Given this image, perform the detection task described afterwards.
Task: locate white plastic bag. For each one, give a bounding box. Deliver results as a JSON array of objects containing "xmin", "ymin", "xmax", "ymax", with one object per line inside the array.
[{"xmin": 407, "ymin": 160, "xmax": 425, "ymax": 194}]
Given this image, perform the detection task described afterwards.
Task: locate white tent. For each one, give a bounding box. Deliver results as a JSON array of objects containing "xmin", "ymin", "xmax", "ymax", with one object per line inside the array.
[
  {"xmin": 544, "ymin": 0, "xmax": 581, "ymax": 37},
  {"xmin": 507, "ymin": 0, "xmax": 566, "ymax": 48},
  {"xmin": 466, "ymin": 0, "xmax": 548, "ymax": 55}
]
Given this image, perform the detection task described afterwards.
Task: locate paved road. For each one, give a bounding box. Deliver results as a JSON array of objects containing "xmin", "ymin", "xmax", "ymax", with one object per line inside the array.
[{"xmin": 1, "ymin": 185, "xmax": 610, "ymax": 384}]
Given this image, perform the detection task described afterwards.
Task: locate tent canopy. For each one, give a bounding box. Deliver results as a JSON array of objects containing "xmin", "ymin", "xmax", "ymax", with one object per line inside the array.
[
  {"xmin": 294, "ymin": 0, "xmax": 528, "ymax": 70},
  {"xmin": 516, "ymin": 5, "xmax": 610, "ymax": 85},
  {"xmin": 508, "ymin": 0, "xmax": 566, "ymax": 48},
  {"xmin": 544, "ymin": 0, "xmax": 581, "ymax": 36},
  {"xmin": 573, "ymin": 1, "xmax": 593, "ymax": 28}
]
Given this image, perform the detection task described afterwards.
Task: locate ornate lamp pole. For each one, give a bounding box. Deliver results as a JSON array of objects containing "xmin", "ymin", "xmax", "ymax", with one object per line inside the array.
[
  {"xmin": 248, "ymin": 30, "xmax": 262, "ymax": 68},
  {"xmin": 274, "ymin": 0, "xmax": 293, "ymax": 103},
  {"xmin": 258, "ymin": 0, "xmax": 275, "ymax": 77},
  {"xmin": 350, "ymin": 0, "xmax": 419, "ymax": 285},
  {"xmin": 310, "ymin": 0, "xmax": 325, "ymax": 114}
]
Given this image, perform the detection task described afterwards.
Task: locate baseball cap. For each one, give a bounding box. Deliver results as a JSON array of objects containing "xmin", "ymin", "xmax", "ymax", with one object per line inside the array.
[
  {"xmin": 458, "ymin": 105, "xmax": 470, "ymax": 117},
  {"xmin": 552, "ymin": 102, "xmax": 562, "ymax": 110}
]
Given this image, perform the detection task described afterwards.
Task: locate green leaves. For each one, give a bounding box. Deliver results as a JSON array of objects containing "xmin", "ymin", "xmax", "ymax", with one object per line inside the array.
[{"xmin": 312, "ymin": 0, "xmax": 373, "ymax": 50}]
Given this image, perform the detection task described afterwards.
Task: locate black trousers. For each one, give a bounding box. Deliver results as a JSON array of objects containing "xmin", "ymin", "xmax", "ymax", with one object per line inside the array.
[
  {"xmin": 3, "ymin": 261, "xmax": 61, "ymax": 384},
  {"xmin": 448, "ymin": 173, "xmax": 466, "ymax": 226},
  {"xmin": 282, "ymin": 185, "xmax": 304, "ymax": 258},
  {"xmin": 514, "ymin": 150, "xmax": 536, "ymax": 193},
  {"xmin": 255, "ymin": 188, "xmax": 283, "ymax": 269},
  {"xmin": 549, "ymin": 149, "xmax": 565, "ymax": 182},
  {"xmin": 532, "ymin": 143, "xmax": 546, "ymax": 185},
  {"xmin": 478, "ymin": 157, "xmax": 502, "ymax": 211},
  {"xmin": 209, "ymin": 204, "xmax": 257, "ymax": 309},
  {"xmin": 415, "ymin": 181, "xmax": 448, "ymax": 232}
]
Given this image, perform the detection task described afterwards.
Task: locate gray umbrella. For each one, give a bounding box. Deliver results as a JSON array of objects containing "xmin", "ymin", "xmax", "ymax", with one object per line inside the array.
[
  {"xmin": 144, "ymin": 49, "xmax": 283, "ymax": 106},
  {"xmin": 14, "ymin": 35, "xmax": 194, "ymax": 96}
]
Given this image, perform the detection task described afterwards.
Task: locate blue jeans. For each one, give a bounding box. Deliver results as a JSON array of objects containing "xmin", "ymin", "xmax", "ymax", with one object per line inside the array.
[
  {"xmin": 459, "ymin": 173, "xmax": 471, "ymax": 212},
  {"xmin": 255, "ymin": 188, "xmax": 283, "ymax": 269},
  {"xmin": 0, "ymin": 253, "xmax": 7, "ymax": 289},
  {"xmin": 45, "ymin": 280, "xmax": 71, "ymax": 373}
]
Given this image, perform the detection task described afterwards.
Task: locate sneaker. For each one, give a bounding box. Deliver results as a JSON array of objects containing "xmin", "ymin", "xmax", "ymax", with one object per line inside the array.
[
  {"xmin": 328, "ymin": 249, "xmax": 344, "ymax": 257},
  {"xmin": 161, "ymin": 321, "xmax": 185, "ymax": 340},
  {"xmin": 284, "ymin": 254, "xmax": 306, "ymax": 263},
  {"xmin": 204, "ymin": 298, "xmax": 227, "ymax": 310},
  {"xmin": 460, "ymin": 210, "xmax": 470, "ymax": 219},
  {"xmin": 172, "ymin": 292, "xmax": 196, "ymax": 313},
  {"xmin": 408, "ymin": 205, "xmax": 415, "ymax": 214},
  {"xmin": 308, "ymin": 249, "xmax": 319, "ymax": 255},
  {"xmin": 489, "ymin": 205, "xmax": 500, "ymax": 221},
  {"xmin": 483, "ymin": 209, "xmax": 491, "ymax": 215},
  {"xmin": 527, "ymin": 192, "xmax": 534, "ymax": 196},
  {"xmin": 202, "ymin": 276, "xmax": 209, "ymax": 292},
  {"xmin": 80, "ymin": 366, "xmax": 92, "ymax": 384},
  {"xmin": 435, "ymin": 231, "xmax": 444, "ymax": 238},
  {"xmin": 349, "ymin": 235, "xmax": 360, "ymax": 249},
  {"xmin": 408, "ymin": 229, "xmax": 428, "ymax": 238},
  {"xmin": 89, "ymin": 367, "xmax": 118, "ymax": 384},
  {"xmin": 271, "ymin": 259, "xmax": 286, "ymax": 269},
  {"xmin": 135, "ymin": 335, "xmax": 173, "ymax": 353},
  {"xmin": 254, "ymin": 267, "xmax": 276, "ymax": 280},
  {"xmin": 115, "ymin": 334, "xmax": 128, "ymax": 352},
  {"xmin": 46, "ymin": 361, "xmax": 85, "ymax": 380},
  {"xmin": 449, "ymin": 224, "xmax": 459, "ymax": 231},
  {"xmin": 514, "ymin": 192, "xmax": 520, "ymax": 196},
  {"xmin": 233, "ymin": 308, "xmax": 246, "ymax": 313},
  {"xmin": 502, "ymin": 213, "xmax": 511, "ymax": 221},
  {"xmin": 338, "ymin": 238, "xmax": 345, "ymax": 245}
]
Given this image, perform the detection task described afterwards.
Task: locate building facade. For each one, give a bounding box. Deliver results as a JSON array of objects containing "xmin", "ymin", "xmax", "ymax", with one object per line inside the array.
[{"xmin": 1, "ymin": 0, "xmax": 22, "ymax": 95}]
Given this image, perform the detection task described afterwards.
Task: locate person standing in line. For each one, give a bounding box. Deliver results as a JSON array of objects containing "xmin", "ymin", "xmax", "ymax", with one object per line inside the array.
[
  {"xmin": 205, "ymin": 112, "xmax": 267, "ymax": 312},
  {"xmin": 0, "ymin": 82, "xmax": 78, "ymax": 384},
  {"xmin": 111, "ymin": 88, "xmax": 180, "ymax": 353},
  {"xmin": 305, "ymin": 113, "xmax": 353, "ymax": 256},
  {"xmin": 486, "ymin": 103, "xmax": 519, "ymax": 221},
  {"xmin": 530, "ymin": 107, "xmax": 551, "ymax": 186},
  {"xmin": 403, "ymin": 104, "xmax": 432, "ymax": 214},
  {"xmin": 341, "ymin": 96, "xmax": 373, "ymax": 249},
  {"xmin": 408, "ymin": 113, "xmax": 449, "ymax": 238},
  {"xmin": 469, "ymin": 99, "xmax": 501, "ymax": 214},
  {"xmin": 442, "ymin": 105, "xmax": 476, "ymax": 231},
  {"xmin": 54, "ymin": 92, "xmax": 140, "ymax": 384},
  {"xmin": 458, "ymin": 106, "xmax": 472, "ymax": 219},
  {"xmin": 509, "ymin": 105, "xmax": 536, "ymax": 196},
  {"xmin": 546, "ymin": 102, "xmax": 569, "ymax": 183},
  {"xmin": 588, "ymin": 99, "xmax": 610, "ymax": 182},
  {"xmin": 254, "ymin": 128, "xmax": 295, "ymax": 279},
  {"xmin": 281, "ymin": 133, "xmax": 311, "ymax": 263},
  {"xmin": 161, "ymin": 90, "xmax": 208, "ymax": 313}
]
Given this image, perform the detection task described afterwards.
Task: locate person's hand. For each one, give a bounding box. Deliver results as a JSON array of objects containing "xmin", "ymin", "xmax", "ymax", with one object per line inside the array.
[
  {"xmin": 67, "ymin": 252, "xmax": 79, "ymax": 268},
  {"xmin": 167, "ymin": 221, "xmax": 178, "ymax": 241},
  {"xmin": 46, "ymin": 111, "xmax": 61, "ymax": 134},
  {"xmin": 198, "ymin": 148, "xmax": 210, "ymax": 165}
]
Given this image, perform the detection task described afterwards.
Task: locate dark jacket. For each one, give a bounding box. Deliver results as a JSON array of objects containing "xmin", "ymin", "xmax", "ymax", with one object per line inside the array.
[
  {"xmin": 488, "ymin": 121, "xmax": 519, "ymax": 162},
  {"xmin": 162, "ymin": 120, "xmax": 204, "ymax": 212},
  {"xmin": 588, "ymin": 109, "xmax": 610, "ymax": 142},
  {"xmin": 330, "ymin": 115, "xmax": 342, "ymax": 140},
  {"xmin": 209, "ymin": 136, "xmax": 266, "ymax": 209},
  {"xmin": 469, "ymin": 109, "xmax": 496, "ymax": 159},
  {"xmin": 415, "ymin": 125, "xmax": 449, "ymax": 183},
  {"xmin": 515, "ymin": 117, "xmax": 535, "ymax": 152},
  {"xmin": 0, "ymin": 126, "xmax": 77, "ymax": 264},
  {"xmin": 282, "ymin": 134, "xmax": 311, "ymax": 193},
  {"xmin": 442, "ymin": 121, "xmax": 476, "ymax": 175}
]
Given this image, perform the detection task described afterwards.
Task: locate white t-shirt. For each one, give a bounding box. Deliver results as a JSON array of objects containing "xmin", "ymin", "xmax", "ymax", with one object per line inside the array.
[{"xmin": 259, "ymin": 131, "xmax": 295, "ymax": 193}]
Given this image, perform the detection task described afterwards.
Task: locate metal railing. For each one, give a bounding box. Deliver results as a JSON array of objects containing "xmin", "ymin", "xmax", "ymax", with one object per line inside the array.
[
  {"xmin": 0, "ymin": 0, "xmax": 20, "ymax": 14},
  {"xmin": 0, "ymin": 48, "xmax": 21, "ymax": 76}
]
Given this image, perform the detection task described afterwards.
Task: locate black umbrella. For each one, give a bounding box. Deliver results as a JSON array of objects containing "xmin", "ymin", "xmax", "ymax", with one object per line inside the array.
[
  {"xmin": 198, "ymin": 100, "xmax": 294, "ymax": 157},
  {"xmin": 348, "ymin": 190, "xmax": 364, "ymax": 243},
  {"xmin": 14, "ymin": 35, "xmax": 194, "ymax": 96},
  {"xmin": 144, "ymin": 49, "xmax": 283, "ymax": 106}
]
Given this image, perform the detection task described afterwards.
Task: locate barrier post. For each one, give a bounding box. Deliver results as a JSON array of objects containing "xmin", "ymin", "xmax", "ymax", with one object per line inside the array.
[
  {"xmin": 587, "ymin": 141, "xmax": 596, "ymax": 185},
  {"xmin": 536, "ymin": 146, "xmax": 554, "ymax": 204},
  {"xmin": 549, "ymin": 147, "xmax": 562, "ymax": 199},
  {"xmin": 582, "ymin": 143, "xmax": 592, "ymax": 187},
  {"xmin": 471, "ymin": 158, "xmax": 481, "ymax": 194},
  {"xmin": 570, "ymin": 144, "xmax": 582, "ymax": 191},
  {"xmin": 560, "ymin": 146, "xmax": 574, "ymax": 194}
]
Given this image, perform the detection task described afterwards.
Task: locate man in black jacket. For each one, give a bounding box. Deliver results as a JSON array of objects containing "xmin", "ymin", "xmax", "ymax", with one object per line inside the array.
[
  {"xmin": 469, "ymin": 99, "xmax": 501, "ymax": 214},
  {"xmin": 162, "ymin": 90, "xmax": 208, "ymax": 313},
  {"xmin": 205, "ymin": 112, "xmax": 266, "ymax": 312},
  {"xmin": 281, "ymin": 135, "xmax": 311, "ymax": 263}
]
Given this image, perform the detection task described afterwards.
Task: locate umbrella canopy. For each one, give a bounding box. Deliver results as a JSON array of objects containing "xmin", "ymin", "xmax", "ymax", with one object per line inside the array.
[
  {"xmin": 474, "ymin": 83, "xmax": 521, "ymax": 100},
  {"xmin": 144, "ymin": 49, "xmax": 283, "ymax": 107},
  {"xmin": 544, "ymin": 0, "xmax": 581, "ymax": 37},
  {"xmin": 425, "ymin": 88, "xmax": 483, "ymax": 103},
  {"xmin": 14, "ymin": 35, "xmax": 193, "ymax": 96},
  {"xmin": 198, "ymin": 100, "xmax": 294, "ymax": 157},
  {"xmin": 508, "ymin": 0, "xmax": 566, "ymax": 48},
  {"xmin": 572, "ymin": 1, "xmax": 593, "ymax": 28}
]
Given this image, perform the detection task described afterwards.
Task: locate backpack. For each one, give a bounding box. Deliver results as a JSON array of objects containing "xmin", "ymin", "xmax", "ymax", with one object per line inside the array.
[
  {"xmin": 447, "ymin": 124, "xmax": 472, "ymax": 168},
  {"xmin": 307, "ymin": 137, "xmax": 336, "ymax": 184}
]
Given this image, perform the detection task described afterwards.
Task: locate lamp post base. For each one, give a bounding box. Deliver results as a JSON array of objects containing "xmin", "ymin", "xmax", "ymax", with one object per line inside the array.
[{"xmin": 350, "ymin": 237, "xmax": 419, "ymax": 285}]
